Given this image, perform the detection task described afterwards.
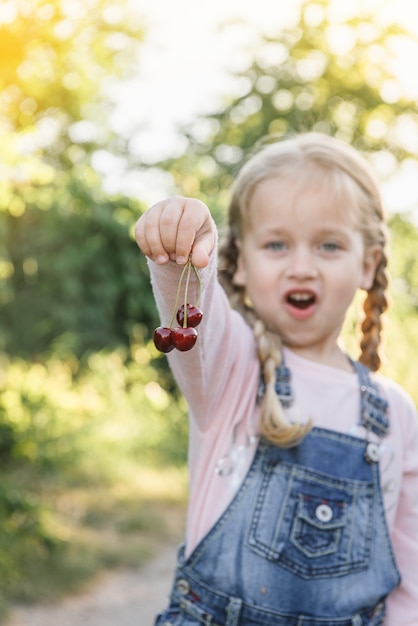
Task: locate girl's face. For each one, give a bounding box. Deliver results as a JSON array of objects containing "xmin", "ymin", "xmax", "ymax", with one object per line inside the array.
[{"xmin": 233, "ymin": 175, "xmax": 381, "ymax": 367}]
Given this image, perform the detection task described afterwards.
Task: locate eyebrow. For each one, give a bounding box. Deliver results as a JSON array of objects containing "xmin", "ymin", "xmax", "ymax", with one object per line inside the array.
[
  {"xmin": 257, "ymin": 224, "xmax": 352, "ymax": 236},
  {"xmin": 316, "ymin": 227, "xmax": 351, "ymax": 237}
]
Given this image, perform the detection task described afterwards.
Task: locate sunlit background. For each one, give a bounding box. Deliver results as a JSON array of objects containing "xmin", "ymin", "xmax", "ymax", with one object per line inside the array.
[
  {"xmin": 105, "ymin": 0, "xmax": 418, "ymax": 210},
  {"xmin": 0, "ymin": 0, "xmax": 417, "ymax": 618}
]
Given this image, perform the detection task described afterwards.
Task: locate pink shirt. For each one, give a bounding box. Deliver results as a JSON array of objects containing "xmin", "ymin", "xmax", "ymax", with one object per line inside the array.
[{"xmin": 148, "ymin": 246, "xmax": 418, "ymax": 625}]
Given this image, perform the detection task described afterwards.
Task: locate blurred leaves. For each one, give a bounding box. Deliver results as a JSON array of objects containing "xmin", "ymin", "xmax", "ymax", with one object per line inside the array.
[
  {"xmin": 0, "ymin": 0, "xmax": 172, "ymax": 613},
  {"xmin": 0, "ymin": 0, "xmax": 141, "ymax": 149},
  {"xmin": 0, "ymin": 0, "xmax": 157, "ymax": 357},
  {"xmin": 163, "ymin": 0, "xmax": 418, "ymax": 209},
  {"xmin": 0, "ymin": 332, "xmax": 188, "ymax": 612},
  {"xmin": 0, "ymin": 173, "xmax": 157, "ymax": 357}
]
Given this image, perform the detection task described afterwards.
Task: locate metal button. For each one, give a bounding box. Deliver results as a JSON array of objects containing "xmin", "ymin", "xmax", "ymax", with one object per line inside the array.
[
  {"xmin": 315, "ymin": 503, "xmax": 333, "ymax": 522},
  {"xmin": 176, "ymin": 578, "xmax": 190, "ymax": 596},
  {"xmin": 372, "ymin": 602, "xmax": 384, "ymax": 616},
  {"xmin": 365, "ymin": 442, "xmax": 380, "ymax": 464}
]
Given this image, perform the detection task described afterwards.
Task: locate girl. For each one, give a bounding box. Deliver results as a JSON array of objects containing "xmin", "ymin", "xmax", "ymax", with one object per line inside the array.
[{"xmin": 135, "ymin": 133, "xmax": 418, "ymax": 625}]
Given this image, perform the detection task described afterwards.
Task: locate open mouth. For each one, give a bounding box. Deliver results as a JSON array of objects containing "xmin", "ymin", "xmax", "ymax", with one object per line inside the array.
[{"xmin": 286, "ymin": 292, "xmax": 316, "ymax": 310}]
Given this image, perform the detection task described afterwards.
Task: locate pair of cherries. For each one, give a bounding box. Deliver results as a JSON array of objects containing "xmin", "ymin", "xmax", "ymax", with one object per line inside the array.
[{"xmin": 153, "ymin": 260, "xmax": 203, "ymax": 353}]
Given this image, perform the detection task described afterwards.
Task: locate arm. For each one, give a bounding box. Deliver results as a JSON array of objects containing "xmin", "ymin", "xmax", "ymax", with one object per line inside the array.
[{"xmin": 136, "ymin": 197, "xmax": 258, "ymax": 432}]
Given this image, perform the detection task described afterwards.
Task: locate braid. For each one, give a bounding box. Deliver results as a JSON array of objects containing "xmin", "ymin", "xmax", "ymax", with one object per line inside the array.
[
  {"xmin": 359, "ymin": 251, "xmax": 389, "ymax": 372},
  {"xmin": 219, "ymin": 235, "xmax": 311, "ymax": 448},
  {"xmin": 253, "ymin": 320, "xmax": 312, "ymax": 447}
]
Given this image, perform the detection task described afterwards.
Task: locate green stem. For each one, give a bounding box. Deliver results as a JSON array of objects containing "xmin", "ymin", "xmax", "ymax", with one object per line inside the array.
[
  {"xmin": 192, "ymin": 263, "xmax": 202, "ymax": 306},
  {"xmin": 183, "ymin": 262, "xmax": 192, "ymax": 327},
  {"xmin": 168, "ymin": 261, "xmax": 190, "ymax": 328}
]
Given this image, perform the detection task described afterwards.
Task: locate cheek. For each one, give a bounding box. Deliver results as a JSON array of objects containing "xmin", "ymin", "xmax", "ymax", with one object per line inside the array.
[
  {"xmin": 333, "ymin": 275, "xmax": 363, "ymax": 307},
  {"xmin": 246, "ymin": 270, "xmax": 277, "ymax": 300},
  {"xmin": 232, "ymin": 264, "xmax": 246, "ymax": 287}
]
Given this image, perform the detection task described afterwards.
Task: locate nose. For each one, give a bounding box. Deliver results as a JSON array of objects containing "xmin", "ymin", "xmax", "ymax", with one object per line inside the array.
[{"xmin": 285, "ymin": 246, "xmax": 317, "ymax": 280}]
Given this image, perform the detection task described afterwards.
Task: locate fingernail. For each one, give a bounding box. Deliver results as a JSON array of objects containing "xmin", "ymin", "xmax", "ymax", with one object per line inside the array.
[
  {"xmin": 156, "ymin": 255, "xmax": 167, "ymax": 264},
  {"xmin": 176, "ymin": 256, "xmax": 187, "ymax": 265}
]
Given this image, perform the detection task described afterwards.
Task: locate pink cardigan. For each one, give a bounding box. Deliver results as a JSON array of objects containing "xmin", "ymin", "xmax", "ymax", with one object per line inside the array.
[{"xmin": 148, "ymin": 247, "xmax": 418, "ymax": 624}]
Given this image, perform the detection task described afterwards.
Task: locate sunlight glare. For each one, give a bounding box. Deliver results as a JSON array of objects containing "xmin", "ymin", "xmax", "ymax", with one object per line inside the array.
[{"xmin": 115, "ymin": 0, "xmax": 418, "ymax": 208}]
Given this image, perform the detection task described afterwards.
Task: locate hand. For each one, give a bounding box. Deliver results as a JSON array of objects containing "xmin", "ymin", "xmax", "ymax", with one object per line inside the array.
[{"xmin": 135, "ymin": 196, "xmax": 216, "ymax": 269}]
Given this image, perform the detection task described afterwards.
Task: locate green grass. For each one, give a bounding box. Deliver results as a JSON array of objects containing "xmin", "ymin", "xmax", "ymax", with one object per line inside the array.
[
  {"xmin": 0, "ymin": 343, "xmax": 189, "ymax": 620},
  {"xmin": 0, "ymin": 465, "xmax": 187, "ymax": 619}
]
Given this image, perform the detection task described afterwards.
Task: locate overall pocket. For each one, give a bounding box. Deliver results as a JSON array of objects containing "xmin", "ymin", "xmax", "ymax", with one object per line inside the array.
[{"xmin": 248, "ymin": 461, "xmax": 374, "ymax": 579}]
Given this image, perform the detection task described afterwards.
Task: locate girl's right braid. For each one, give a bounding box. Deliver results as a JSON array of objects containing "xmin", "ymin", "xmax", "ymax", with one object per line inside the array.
[
  {"xmin": 359, "ymin": 252, "xmax": 389, "ymax": 372},
  {"xmin": 219, "ymin": 236, "xmax": 311, "ymax": 447},
  {"xmin": 253, "ymin": 320, "xmax": 311, "ymax": 447}
]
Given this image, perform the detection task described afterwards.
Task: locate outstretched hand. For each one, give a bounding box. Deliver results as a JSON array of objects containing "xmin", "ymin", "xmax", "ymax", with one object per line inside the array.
[{"xmin": 135, "ymin": 196, "xmax": 216, "ymax": 269}]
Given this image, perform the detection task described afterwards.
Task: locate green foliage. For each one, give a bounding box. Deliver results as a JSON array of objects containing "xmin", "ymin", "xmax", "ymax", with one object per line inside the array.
[
  {"xmin": 0, "ymin": 172, "xmax": 158, "ymax": 357},
  {"xmin": 0, "ymin": 0, "xmax": 142, "ymax": 160},
  {"xmin": 163, "ymin": 0, "xmax": 418, "ymax": 203},
  {"xmin": 0, "ymin": 0, "xmax": 182, "ymax": 612},
  {"xmin": 0, "ymin": 0, "xmax": 158, "ymax": 358},
  {"xmin": 382, "ymin": 213, "xmax": 418, "ymax": 396},
  {"xmin": 388, "ymin": 213, "xmax": 418, "ymax": 307},
  {"xmin": 0, "ymin": 332, "xmax": 187, "ymax": 476},
  {"xmin": 0, "ymin": 332, "xmax": 188, "ymax": 613}
]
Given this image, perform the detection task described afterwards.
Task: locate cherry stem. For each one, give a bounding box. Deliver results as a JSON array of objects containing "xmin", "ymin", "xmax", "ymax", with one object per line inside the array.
[
  {"xmin": 191, "ymin": 264, "xmax": 202, "ymax": 306},
  {"xmin": 168, "ymin": 261, "xmax": 190, "ymax": 328},
  {"xmin": 183, "ymin": 262, "xmax": 192, "ymax": 328},
  {"xmin": 167, "ymin": 259, "xmax": 202, "ymax": 328}
]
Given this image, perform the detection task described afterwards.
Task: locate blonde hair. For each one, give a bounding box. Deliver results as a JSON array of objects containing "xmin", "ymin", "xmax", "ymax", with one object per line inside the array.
[{"xmin": 219, "ymin": 132, "xmax": 389, "ymax": 447}]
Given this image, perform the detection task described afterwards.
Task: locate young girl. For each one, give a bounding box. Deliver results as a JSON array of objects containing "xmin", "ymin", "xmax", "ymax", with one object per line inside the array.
[{"xmin": 135, "ymin": 133, "xmax": 418, "ymax": 625}]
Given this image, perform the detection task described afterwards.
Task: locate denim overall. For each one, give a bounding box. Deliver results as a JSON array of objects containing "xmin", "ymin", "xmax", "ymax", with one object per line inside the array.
[{"xmin": 156, "ymin": 361, "xmax": 400, "ymax": 625}]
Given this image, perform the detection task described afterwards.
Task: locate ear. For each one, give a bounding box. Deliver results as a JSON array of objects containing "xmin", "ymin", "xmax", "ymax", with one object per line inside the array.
[
  {"xmin": 360, "ymin": 245, "xmax": 382, "ymax": 291},
  {"xmin": 232, "ymin": 239, "xmax": 247, "ymax": 286}
]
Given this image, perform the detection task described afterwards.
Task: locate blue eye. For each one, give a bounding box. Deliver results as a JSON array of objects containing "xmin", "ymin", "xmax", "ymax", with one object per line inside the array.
[
  {"xmin": 320, "ymin": 242, "xmax": 340, "ymax": 252},
  {"xmin": 267, "ymin": 241, "xmax": 287, "ymax": 251}
]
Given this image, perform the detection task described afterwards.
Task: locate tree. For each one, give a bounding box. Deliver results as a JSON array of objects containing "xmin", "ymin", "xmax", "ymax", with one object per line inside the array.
[
  {"xmin": 0, "ymin": 0, "xmax": 159, "ymax": 357},
  {"xmin": 0, "ymin": 0, "xmax": 141, "ymax": 162},
  {"xmin": 0, "ymin": 2, "xmax": 170, "ymax": 609},
  {"xmin": 160, "ymin": 0, "xmax": 418, "ymax": 213}
]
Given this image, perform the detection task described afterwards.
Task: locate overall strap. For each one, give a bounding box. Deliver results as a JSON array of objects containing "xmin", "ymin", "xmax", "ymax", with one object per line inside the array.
[
  {"xmin": 350, "ymin": 360, "xmax": 389, "ymax": 438},
  {"xmin": 258, "ymin": 357, "xmax": 390, "ymax": 438},
  {"xmin": 257, "ymin": 362, "xmax": 293, "ymax": 408}
]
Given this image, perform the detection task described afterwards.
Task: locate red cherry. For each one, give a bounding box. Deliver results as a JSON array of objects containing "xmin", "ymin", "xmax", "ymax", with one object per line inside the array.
[
  {"xmin": 176, "ymin": 304, "xmax": 203, "ymax": 328},
  {"xmin": 153, "ymin": 327, "xmax": 174, "ymax": 353},
  {"xmin": 171, "ymin": 327, "xmax": 198, "ymax": 351}
]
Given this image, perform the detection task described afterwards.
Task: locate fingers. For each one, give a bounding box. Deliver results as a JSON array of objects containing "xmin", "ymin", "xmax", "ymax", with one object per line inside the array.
[
  {"xmin": 135, "ymin": 196, "xmax": 215, "ymax": 268},
  {"xmin": 139, "ymin": 197, "xmax": 184, "ymax": 264}
]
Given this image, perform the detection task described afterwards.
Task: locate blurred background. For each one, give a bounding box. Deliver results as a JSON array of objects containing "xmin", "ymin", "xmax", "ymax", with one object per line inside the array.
[{"xmin": 0, "ymin": 0, "xmax": 417, "ymax": 617}]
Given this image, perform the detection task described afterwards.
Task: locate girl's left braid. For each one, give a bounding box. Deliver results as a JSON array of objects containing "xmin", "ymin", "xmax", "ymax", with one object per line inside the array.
[{"xmin": 360, "ymin": 251, "xmax": 389, "ymax": 372}]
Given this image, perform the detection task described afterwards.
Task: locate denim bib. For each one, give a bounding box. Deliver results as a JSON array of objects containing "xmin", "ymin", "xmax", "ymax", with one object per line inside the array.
[{"xmin": 156, "ymin": 361, "xmax": 400, "ymax": 626}]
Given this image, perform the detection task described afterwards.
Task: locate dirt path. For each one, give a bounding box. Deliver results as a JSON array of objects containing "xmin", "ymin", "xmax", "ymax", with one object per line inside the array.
[{"xmin": 4, "ymin": 543, "xmax": 177, "ymax": 626}]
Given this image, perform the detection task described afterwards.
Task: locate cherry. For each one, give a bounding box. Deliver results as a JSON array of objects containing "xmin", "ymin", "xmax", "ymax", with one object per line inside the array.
[
  {"xmin": 176, "ymin": 304, "xmax": 203, "ymax": 328},
  {"xmin": 153, "ymin": 327, "xmax": 174, "ymax": 353},
  {"xmin": 152, "ymin": 260, "xmax": 202, "ymax": 353},
  {"xmin": 171, "ymin": 327, "xmax": 198, "ymax": 351}
]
